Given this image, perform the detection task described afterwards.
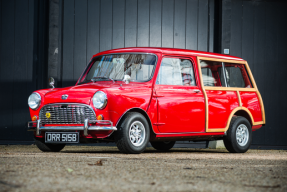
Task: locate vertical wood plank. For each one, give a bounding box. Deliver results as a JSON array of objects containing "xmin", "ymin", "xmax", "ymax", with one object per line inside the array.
[
  {"xmin": 112, "ymin": 0, "xmax": 124, "ymax": 49},
  {"xmin": 87, "ymin": 0, "xmax": 100, "ymax": 61},
  {"xmin": 125, "ymin": 0, "xmax": 137, "ymax": 47},
  {"xmin": 230, "ymin": 0, "xmax": 242, "ymax": 57},
  {"xmin": 198, "ymin": 0, "xmax": 208, "ymax": 51},
  {"xmin": 162, "ymin": 0, "xmax": 174, "ymax": 47},
  {"xmin": 149, "ymin": 0, "xmax": 161, "ymax": 47},
  {"xmin": 251, "ymin": 1, "xmax": 265, "ymax": 145},
  {"xmin": 137, "ymin": 0, "xmax": 149, "ymax": 47},
  {"xmin": 0, "ymin": 0, "xmax": 15, "ymax": 139},
  {"xmin": 186, "ymin": 0, "xmax": 198, "ymax": 50},
  {"xmin": 13, "ymin": 0, "xmax": 29, "ymax": 139},
  {"xmin": 241, "ymin": 1, "xmax": 254, "ymax": 70},
  {"xmin": 74, "ymin": 0, "xmax": 87, "ymax": 80},
  {"xmin": 100, "ymin": 0, "xmax": 112, "ymax": 51},
  {"xmin": 264, "ymin": 1, "xmax": 277, "ymax": 145},
  {"xmin": 62, "ymin": 0, "xmax": 75, "ymax": 87},
  {"xmin": 208, "ymin": 0, "xmax": 214, "ymax": 52},
  {"xmin": 174, "ymin": 0, "xmax": 186, "ymax": 49}
]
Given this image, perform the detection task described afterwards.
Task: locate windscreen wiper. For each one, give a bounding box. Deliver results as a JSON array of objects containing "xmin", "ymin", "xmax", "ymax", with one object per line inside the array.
[{"xmin": 91, "ymin": 76, "xmax": 115, "ymax": 83}]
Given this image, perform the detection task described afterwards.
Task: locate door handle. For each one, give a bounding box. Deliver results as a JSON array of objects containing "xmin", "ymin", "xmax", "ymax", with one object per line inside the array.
[{"xmin": 193, "ymin": 89, "xmax": 201, "ymax": 93}]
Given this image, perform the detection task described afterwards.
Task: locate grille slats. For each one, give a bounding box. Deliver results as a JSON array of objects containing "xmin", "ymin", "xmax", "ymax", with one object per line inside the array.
[{"xmin": 40, "ymin": 104, "xmax": 96, "ymax": 124}]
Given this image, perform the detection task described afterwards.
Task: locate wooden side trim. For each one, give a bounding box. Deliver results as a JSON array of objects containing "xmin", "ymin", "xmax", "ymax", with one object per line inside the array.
[
  {"xmin": 197, "ymin": 56, "xmax": 246, "ymax": 64},
  {"xmin": 244, "ymin": 61, "xmax": 266, "ymax": 124},
  {"xmin": 196, "ymin": 57, "xmax": 209, "ymax": 131},
  {"xmin": 196, "ymin": 57, "xmax": 266, "ymax": 133},
  {"xmin": 204, "ymin": 87, "xmax": 256, "ymax": 92},
  {"xmin": 236, "ymin": 91, "xmax": 242, "ymax": 107},
  {"xmin": 206, "ymin": 107, "xmax": 261, "ymax": 132}
]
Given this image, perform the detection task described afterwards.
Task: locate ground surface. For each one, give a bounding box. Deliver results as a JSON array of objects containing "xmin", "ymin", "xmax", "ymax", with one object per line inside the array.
[{"xmin": 0, "ymin": 145, "xmax": 286, "ymax": 192}]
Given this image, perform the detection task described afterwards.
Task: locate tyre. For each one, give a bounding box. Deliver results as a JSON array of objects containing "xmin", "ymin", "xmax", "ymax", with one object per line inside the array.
[
  {"xmin": 34, "ymin": 137, "xmax": 66, "ymax": 152},
  {"xmin": 223, "ymin": 116, "xmax": 252, "ymax": 153},
  {"xmin": 115, "ymin": 112, "xmax": 150, "ymax": 154},
  {"xmin": 150, "ymin": 141, "xmax": 175, "ymax": 151}
]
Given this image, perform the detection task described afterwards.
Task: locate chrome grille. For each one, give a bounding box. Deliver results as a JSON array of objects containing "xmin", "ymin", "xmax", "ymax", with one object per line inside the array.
[{"xmin": 40, "ymin": 104, "xmax": 96, "ymax": 124}]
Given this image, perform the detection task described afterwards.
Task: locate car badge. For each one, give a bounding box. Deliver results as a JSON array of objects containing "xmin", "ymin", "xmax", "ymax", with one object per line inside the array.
[
  {"xmin": 46, "ymin": 112, "xmax": 51, "ymax": 119},
  {"xmin": 62, "ymin": 94, "xmax": 68, "ymax": 100}
]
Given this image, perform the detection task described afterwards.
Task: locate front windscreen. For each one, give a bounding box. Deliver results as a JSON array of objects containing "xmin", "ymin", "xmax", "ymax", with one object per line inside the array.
[{"xmin": 79, "ymin": 54, "xmax": 157, "ymax": 84}]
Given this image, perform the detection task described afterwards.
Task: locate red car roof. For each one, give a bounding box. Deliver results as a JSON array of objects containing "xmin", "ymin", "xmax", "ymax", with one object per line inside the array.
[{"xmin": 93, "ymin": 47, "xmax": 244, "ymax": 61}]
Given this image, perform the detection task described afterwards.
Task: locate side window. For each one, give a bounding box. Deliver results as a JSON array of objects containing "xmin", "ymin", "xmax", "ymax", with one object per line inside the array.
[
  {"xmin": 156, "ymin": 58, "xmax": 196, "ymax": 86},
  {"xmin": 200, "ymin": 60, "xmax": 224, "ymax": 87},
  {"xmin": 224, "ymin": 63, "xmax": 253, "ymax": 88}
]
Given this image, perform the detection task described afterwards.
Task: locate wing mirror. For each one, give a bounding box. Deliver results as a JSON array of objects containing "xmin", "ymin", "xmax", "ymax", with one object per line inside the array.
[
  {"xmin": 49, "ymin": 77, "xmax": 55, "ymax": 88},
  {"xmin": 123, "ymin": 75, "xmax": 131, "ymax": 84}
]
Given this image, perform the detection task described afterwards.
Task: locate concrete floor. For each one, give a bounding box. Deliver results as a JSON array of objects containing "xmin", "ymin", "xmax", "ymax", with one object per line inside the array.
[{"xmin": 0, "ymin": 145, "xmax": 286, "ymax": 192}]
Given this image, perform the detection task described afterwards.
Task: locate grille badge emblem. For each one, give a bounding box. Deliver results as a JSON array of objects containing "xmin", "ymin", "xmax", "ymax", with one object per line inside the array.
[
  {"xmin": 46, "ymin": 112, "xmax": 51, "ymax": 119},
  {"xmin": 62, "ymin": 94, "xmax": 68, "ymax": 100}
]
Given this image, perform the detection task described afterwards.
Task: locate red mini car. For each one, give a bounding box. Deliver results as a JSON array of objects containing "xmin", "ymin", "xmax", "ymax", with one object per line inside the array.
[{"xmin": 28, "ymin": 47, "xmax": 265, "ymax": 154}]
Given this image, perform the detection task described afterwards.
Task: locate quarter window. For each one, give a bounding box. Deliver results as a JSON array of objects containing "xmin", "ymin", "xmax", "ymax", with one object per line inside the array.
[
  {"xmin": 200, "ymin": 60, "xmax": 253, "ymax": 88},
  {"xmin": 156, "ymin": 58, "xmax": 196, "ymax": 86}
]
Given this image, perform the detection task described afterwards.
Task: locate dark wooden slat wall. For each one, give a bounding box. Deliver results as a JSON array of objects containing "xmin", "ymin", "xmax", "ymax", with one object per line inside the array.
[
  {"xmin": 60, "ymin": 0, "xmax": 214, "ymax": 85},
  {"xmin": 0, "ymin": 0, "xmax": 38, "ymax": 141},
  {"xmin": 223, "ymin": 0, "xmax": 287, "ymax": 146}
]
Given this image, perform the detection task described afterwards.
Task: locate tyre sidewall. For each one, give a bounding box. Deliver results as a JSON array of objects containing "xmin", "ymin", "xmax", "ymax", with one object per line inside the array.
[
  {"xmin": 118, "ymin": 113, "xmax": 150, "ymax": 153},
  {"xmin": 226, "ymin": 117, "xmax": 252, "ymax": 153}
]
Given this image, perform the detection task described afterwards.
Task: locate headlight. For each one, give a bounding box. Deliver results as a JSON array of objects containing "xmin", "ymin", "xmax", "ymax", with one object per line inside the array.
[
  {"xmin": 92, "ymin": 91, "xmax": 107, "ymax": 109},
  {"xmin": 28, "ymin": 93, "xmax": 41, "ymax": 110}
]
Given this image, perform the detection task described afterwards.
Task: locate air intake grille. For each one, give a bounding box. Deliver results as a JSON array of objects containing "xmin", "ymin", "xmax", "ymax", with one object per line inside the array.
[{"xmin": 40, "ymin": 104, "xmax": 96, "ymax": 124}]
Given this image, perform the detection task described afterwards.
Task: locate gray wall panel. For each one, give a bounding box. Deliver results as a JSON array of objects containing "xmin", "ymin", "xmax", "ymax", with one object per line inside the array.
[
  {"xmin": 74, "ymin": 0, "xmax": 88, "ymax": 78},
  {"xmin": 149, "ymin": 0, "xmax": 161, "ymax": 47},
  {"xmin": 198, "ymin": 0, "xmax": 208, "ymax": 51},
  {"xmin": 186, "ymin": 0, "xmax": 198, "ymax": 50},
  {"xmin": 62, "ymin": 0, "xmax": 75, "ymax": 87},
  {"xmin": 100, "ymin": 0, "xmax": 112, "ymax": 52},
  {"xmin": 137, "ymin": 0, "xmax": 149, "ymax": 47},
  {"xmin": 125, "ymin": 0, "xmax": 137, "ymax": 47},
  {"xmin": 112, "ymin": 0, "xmax": 125, "ymax": 49},
  {"xmin": 87, "ymin": 0, "xmax": 100, "ymax": 61},
  {"xmin": 162, "ymin": 0, "xmax": 174, "ymax": 47},
  {"xmin": 174, "ymin": 0, "xmax": 186, "ymax": 49}
]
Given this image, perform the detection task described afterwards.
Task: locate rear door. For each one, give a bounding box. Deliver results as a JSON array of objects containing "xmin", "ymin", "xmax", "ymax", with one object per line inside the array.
[{"xmin": 154, "ymin": 56, "xmax": 205, "ymax": 133}]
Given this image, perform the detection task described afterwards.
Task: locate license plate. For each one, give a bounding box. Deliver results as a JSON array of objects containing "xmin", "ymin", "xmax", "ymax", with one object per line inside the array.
[{"xmin": 45, "ymin": 132, "xmax": 79, "ymax": 143}]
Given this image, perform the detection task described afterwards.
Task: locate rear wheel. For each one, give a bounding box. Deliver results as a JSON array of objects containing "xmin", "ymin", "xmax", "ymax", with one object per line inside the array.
[
  {"xmin": 115, "ymin": 112, "xmax": 150, "ymax": 154},
  {"xmin": 34, "ymin": 137, "xmax": 66, "ymax": 152},
  {"xmin": 223, "ymin": 116, "xmax": 252, "ymax": 153},
  {"xmin": 150, "ymin": 141, "xmax": 175, "ymax": 151}
]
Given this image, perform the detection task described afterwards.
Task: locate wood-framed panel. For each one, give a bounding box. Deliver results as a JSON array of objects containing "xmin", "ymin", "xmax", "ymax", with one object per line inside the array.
[{"xmin": 196, "ymin": 56, "xmax": 266, "ymax": 133}]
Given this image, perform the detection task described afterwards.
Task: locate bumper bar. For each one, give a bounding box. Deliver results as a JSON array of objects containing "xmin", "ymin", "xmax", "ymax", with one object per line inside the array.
[{"xmin": 28, "ymin": 119, "xmax": 117, "ymax": 136}]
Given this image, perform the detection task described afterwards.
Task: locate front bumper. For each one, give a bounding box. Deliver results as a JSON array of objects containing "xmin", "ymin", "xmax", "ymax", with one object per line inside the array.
[{"xmin": 28, "ymin": 119, "xmax": 117, "ymax": 136}]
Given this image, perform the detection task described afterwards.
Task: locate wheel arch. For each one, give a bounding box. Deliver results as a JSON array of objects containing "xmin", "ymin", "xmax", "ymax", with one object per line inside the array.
[{"xmin": 116, "ymin": 108, "xmax": 155, "ymax": 135}]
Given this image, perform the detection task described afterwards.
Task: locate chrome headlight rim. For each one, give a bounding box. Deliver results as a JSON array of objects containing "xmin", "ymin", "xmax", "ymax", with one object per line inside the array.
[
  {"xmin": 93, "ymin": 91, "xmax": 108, "ymax": 109},
  {"xmin": 28, "ymin": 92, "xmax": 41, "ymax": 110}
]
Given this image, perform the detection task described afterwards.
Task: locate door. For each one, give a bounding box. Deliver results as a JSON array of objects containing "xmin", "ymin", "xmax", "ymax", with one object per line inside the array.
[{"xmin": 154, "ymin": 57, "xmax": 205, "ymax": 133}]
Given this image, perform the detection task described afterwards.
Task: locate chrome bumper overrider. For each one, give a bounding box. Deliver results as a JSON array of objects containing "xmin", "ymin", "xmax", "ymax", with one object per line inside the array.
[{"xmin": 27, "ymin": 119, "xmax": 117, "ymax": 136}]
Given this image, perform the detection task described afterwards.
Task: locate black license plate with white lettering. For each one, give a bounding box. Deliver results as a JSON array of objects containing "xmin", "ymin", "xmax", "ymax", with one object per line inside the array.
[{"xmin": 45, "ymin": 132, "xmax": 79, "ymax": 143}]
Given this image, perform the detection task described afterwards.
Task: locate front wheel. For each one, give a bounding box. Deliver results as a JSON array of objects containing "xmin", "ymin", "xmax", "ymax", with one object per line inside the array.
[
  {"xmin": 115, "ymin": 112, "xmax": 150, "ymax": 154},
  {"xmin": 223, "ymin": 116, "xmax": 252, "ymax": 153},
  {"xmin": 150, "ymin": 141, "xmax": 175, "ymax": 151},
  {"xmin": 34, "ymin": 137, "xmax": 66, "ymax": 152}
]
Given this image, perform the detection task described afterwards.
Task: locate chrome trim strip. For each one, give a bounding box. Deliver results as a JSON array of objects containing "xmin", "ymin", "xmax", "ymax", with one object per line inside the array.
[
  {"xmin": 84, "ymin": 119, "xmax": 89, "ymax": 136},
  {"xmin": 28, "ymin": 118, "xmax": 117, "ymax": 136}
]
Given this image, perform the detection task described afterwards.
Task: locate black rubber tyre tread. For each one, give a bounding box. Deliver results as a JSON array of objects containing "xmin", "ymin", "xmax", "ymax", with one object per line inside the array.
[
  {"xmin": 34, "ymin": 137, "xmax": 66, "ymax": 152},
  {"xmin": 115, "ymin": 112, "xmax": 150, "ymax": 154},
  {"xmin": 223, "ymin": 116, "xmax": 252, "ymax": 153},
  {"xmin": 150, "ymin": 141, "xmax": 176, "ymax": 151}
]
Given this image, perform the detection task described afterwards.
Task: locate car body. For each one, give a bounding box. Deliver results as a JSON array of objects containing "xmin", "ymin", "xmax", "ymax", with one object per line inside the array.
[{"xmin": 27, "ymin": 47, "xmax": 265, "ymax": 153}]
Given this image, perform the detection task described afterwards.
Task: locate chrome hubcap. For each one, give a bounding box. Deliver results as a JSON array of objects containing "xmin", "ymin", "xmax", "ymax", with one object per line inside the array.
[
  {"xmin": 236, "ymin": 124, "xmax": 249, "ymax": 146},
  {"xmin": 129, "ymin": 121, "xmax": 145, "ymax": 147}
]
